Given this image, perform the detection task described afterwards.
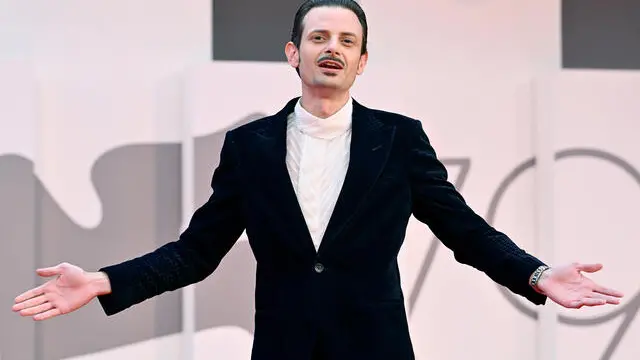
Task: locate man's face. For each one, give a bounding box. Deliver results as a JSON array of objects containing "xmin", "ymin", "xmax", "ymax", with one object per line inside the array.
[{"xmin": 286, "ymin": 6, "xmax": 368, "ymax": 93}]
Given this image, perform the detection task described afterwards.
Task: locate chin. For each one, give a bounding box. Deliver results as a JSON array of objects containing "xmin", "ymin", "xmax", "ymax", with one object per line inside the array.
[{"xmin": 313, "ymin": 77, "xmax": 343, "ymax": 88}]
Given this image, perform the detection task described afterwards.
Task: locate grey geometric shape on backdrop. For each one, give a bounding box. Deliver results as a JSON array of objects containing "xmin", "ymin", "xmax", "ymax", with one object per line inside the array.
[
  {"xmin": 212, "ymin": 0, "xmax": 305, "ymax": 61},
  {"xmin": 5, "ymin": 145, "xmax": 185, "ymax": 360},
  {"xmin": 0, "ymin": 113, "xmax": 259, "ymax": 360},
  {"xmin": 194, "ymin": 113, "xmax": 266, "ymax": 333},
  {"xmin": 0, "ymin": 156, "xmax": 37, "ymax": 360},
  {"xmin": 486, "ymin": 148, "xmax": 640, "ymax": 360},
  {"xmin": 562, "ymin": 0, "xmax": 640, "ymax": 70}
]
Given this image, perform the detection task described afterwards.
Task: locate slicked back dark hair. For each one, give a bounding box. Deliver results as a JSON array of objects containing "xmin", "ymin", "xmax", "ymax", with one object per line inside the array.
[{"xmin": 290, "ymin": 0, "xmax": 368, "ymax": 55}]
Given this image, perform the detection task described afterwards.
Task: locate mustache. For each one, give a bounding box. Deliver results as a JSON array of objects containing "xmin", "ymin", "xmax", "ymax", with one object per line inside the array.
[{"xmin": 317, "ymin": 55, "xmax": 345, "ymax": 67}]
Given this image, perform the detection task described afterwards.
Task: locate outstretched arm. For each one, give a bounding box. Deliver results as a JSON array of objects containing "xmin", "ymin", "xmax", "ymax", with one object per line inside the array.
[
  {"xmin": 408, "ymin": 119, "xmax": 547, "ymax": 305},
  {"xmin": 96, "ymin": 132, "xmax": 247, "ymax": 315},
  {"xmin": 13, "ymin": 133, "xmax": 246, "ymax": 320},
  {"xmin": 13, "ymin": 132, "xmax": 247, "ymax": 320},
  {"xmin": 407, "ymin": 120, "xmax": 623, "ymax": 308}
]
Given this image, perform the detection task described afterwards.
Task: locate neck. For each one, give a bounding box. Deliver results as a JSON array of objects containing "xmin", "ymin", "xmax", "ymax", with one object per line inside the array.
[{"xmin": 299, "ymin": 85, "xmax": 350, "ymax": 119}]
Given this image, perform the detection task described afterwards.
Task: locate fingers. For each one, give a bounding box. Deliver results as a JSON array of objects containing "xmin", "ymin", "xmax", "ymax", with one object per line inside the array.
[
  {"xmin": 575, "ymin": 263, "xmax": 603, "ymax": 273},
  {"xmin": 594, "ymin": 284, "xmax": 625, "ymax": 298},
  {"xmin": 15, "ymin": 263, "xmax": 68, "ymax": 302},
  {"xmin": 14, "ymin": 284, "xmax": 46, "ymax": 304},
  {"xmin": 12, "ymin": 294, "xmax": 47, "ymax": 312},
  {"xmin": 33, "ymin": 308, "xmax": 62, "ymax": 321},
  {"xmin": 578, "ymin": 298, "xmax": 607, "ymax": 307},
  {"xmin": 569, "ymin": 293, "xmax": 622, "ymax": 308},
  {"xmin": 12, "ymin": 293, "xmax": 58, "ymax": 320},
  {"xmin": 18, "ymin": 302, "xmax": 54, "ymax": 317},
  {"xmin": 36, "ymin": 263, "xmax": 66, "ymax": 277},
  {"xmin": 13, "ymin": 292, "xmax": 62, "ymax": 321},
  {"xmin": 588, "ymin": 293, "xmax": 622, "ymax": 305},
  {"xmin": 568, "ymin": 298, "xmax": 606, "ymax": 308}
]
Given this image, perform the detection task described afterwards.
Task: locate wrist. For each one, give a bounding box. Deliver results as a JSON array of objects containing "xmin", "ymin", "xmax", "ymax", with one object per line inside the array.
[
  {"xmin": 88, "ymin": 271, "xmax": 112, "ymax": 296},
  {"xmin": 529, "ymin": 265, "xmax": 551, "ymax": 294}
]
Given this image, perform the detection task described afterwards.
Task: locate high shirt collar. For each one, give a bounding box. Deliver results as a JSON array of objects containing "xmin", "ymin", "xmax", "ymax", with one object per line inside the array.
[{"xmin": 292, "ymin": 97, "xmax": 353, "ymax": 139}]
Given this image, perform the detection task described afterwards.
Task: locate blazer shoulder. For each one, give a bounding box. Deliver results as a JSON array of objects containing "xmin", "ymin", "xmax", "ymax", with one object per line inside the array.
[
  {"xmin": 228, "ymin": 97, "xmax": 298, "ymax": 138},
  {"xmin": 221, "ymin": 114, "xmax": 284, "ymax": 148},
  {"xmin": 366, "ymin": 107, "xmax": 424, "ymax": 134},
  {"xmin": 227, "ymin": 114, "xmax": 276, "ymax": 135}
]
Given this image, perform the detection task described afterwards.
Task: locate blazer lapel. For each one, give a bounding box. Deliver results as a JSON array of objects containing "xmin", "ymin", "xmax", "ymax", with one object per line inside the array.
[
  {"xmin": 251, "ymin": 97, "xmax": 317, "ymax": 258},
  {"xmin": 318, "ymin": 100, "xmax": 396, "ymax": 254}
]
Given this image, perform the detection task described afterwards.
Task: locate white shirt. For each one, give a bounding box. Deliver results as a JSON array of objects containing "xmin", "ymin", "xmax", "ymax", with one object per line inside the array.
[{"xmin": 285, "ymin": 98, "xmax": 353, "ymax": 251}]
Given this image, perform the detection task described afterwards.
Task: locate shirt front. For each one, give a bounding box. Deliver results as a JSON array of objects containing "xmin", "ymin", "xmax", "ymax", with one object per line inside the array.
[{"xmin": 285, "ymin": 98, "xmax": 353, "ymax": 251}]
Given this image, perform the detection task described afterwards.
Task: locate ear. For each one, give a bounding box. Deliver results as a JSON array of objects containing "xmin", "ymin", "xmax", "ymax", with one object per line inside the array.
[
  {"xmin": 285, "ymin": 42, "xmax": 300, "ymax": 69},
  {"xmin": 356, "ymin": 51, "xmax": 369, "ymax": 75}
]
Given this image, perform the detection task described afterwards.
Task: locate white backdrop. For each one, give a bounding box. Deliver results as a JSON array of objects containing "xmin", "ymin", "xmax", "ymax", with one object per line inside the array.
[{"xmin": 1, "ymin": 0, "xmax": 638, "ymax": 359}]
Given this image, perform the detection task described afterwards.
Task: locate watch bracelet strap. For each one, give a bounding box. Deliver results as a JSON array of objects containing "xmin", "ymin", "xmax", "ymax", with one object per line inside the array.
[{"xmin": 529, "ymin": 265, "xmax": 550, "ymax": 288}]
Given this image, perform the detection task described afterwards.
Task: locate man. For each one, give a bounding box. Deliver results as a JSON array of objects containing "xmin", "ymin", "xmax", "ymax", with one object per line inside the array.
[{"xmin": 13, "ymin": 0, "xmax": 624, "ymax": 359}]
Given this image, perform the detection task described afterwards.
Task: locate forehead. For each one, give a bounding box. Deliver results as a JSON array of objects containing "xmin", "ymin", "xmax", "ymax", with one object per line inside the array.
[{"xmin": 302, "ymin": 6, "xmax": 363, "ymax": 37}]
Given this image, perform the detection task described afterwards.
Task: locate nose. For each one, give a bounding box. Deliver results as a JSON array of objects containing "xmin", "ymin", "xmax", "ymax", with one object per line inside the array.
[{"xmin": 324, "ymin": 37, "xmax": 341, "ymax": 56}]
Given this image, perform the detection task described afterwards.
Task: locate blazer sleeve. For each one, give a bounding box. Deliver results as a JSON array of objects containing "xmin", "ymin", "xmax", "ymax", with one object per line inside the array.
[
  {"xmin": 96, "ymin": 132, "xmax": 247, "ymax": 315},
  {"xmin": 408, "ymin": 119, "xmax": 547, "ymax": 305}
]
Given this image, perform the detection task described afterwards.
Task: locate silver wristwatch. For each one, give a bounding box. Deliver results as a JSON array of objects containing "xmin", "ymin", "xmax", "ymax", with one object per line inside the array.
[{"xmin": 529, "ymin": 265, "xmax": 550, "ymax": 289}]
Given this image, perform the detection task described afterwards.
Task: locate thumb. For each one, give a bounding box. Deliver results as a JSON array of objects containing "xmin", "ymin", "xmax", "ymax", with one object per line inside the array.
[
  {"xmin": 36, "ymin": 263, "xmax": 67, "ymax": 277},
  {"xmin": 575, "ymin": 263, "xmax": 603, "ymax": 273}
]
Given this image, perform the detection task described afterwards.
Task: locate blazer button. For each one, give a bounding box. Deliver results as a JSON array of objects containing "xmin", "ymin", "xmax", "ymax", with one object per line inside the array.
[{"xmin": 314, "ymin": 262, "xmax": 325, "ymax": 273}]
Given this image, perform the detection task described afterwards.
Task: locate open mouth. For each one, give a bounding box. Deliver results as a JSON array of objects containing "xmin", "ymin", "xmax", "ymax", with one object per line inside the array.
[{"xmin": 318, "ymin": 60, "xmax": 344, "ymax": 71}]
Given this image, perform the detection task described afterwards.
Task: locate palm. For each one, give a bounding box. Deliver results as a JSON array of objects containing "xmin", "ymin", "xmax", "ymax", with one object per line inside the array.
[
  {"xmin": 538, "ymin": 263, "xmax": 624, "ymax": 309},
  {"xmin": 12, "ymin": 263, "xmax": 96, "ymax": 321}
]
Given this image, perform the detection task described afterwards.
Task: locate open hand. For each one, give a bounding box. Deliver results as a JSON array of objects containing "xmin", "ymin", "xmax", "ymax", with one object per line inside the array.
[
  {"xmin": 12, "ymin": 262, "xmax": 110, "ymax": 321},
  {"xmin": 537, "ymin": 263, "xmax": 624, "ymax": 309}
]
